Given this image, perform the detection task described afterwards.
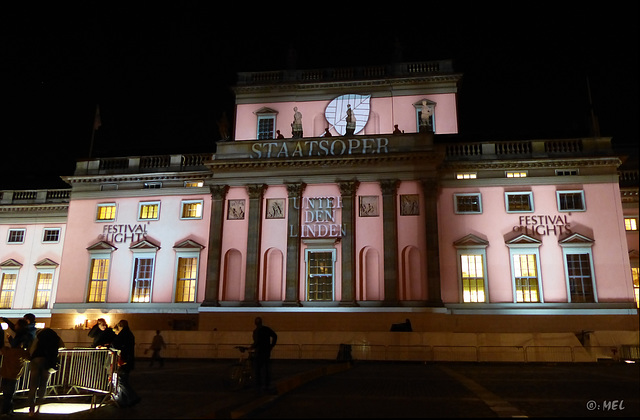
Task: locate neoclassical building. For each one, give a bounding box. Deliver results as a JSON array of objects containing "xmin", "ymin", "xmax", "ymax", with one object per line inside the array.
[{"xmin": 1, "ymin": 61, "xmax": 637, "ymax": 349}]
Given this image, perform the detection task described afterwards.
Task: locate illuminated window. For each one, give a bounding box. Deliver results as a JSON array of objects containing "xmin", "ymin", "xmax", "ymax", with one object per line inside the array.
[
  {"xmin": 454, "ymin": 193, "xmax": 482, "ymax": 214},
  {"xmin": 96, "ymin": 204, "xmax": 116, "ymax": 221},
  {"xmin": 0, "ymin": 272, "xmax": 17, "ymax": 309},
  {"xmin": 632, "ymin": 267, "xmax": 639, "ymax": 308},
  {"xmin": 506, "ymin": 171, "xmax": 527, "ymax": 178},
  {"xmin": 7, "ymin": 229, "xmax": 25, "ymax": 244},
  {"xmin": 505, "ymin": 192, "xmax": 533, "ymax": 213},
  {"xmin": 512, "ymin": 254, "xmax": 540, "ymax": 303},
  {"xmin": 88, "ymin": 258, "xmax": 109, "ymax": 303},
  {"xmin": 138, "ymin": 202, "xmax": 160, "ymax": 221},
  {"xmin": 306, "ymin": 249, "xmax": 335, "ymax": 301},
  {"xmin": 131, "ymin": 257, "xmax": 154, "ymax": 303},
  {"xmin": 625, "ymin": 217, "xmax": 638, "ymax": 231},
  {"xmin": 42, "ymin": 228, "xmax": 61, "ymax": 243},
  {"xmin": 33, "ymin": 272, "xmax": 53, "ymax": 309},
  {"xmin": 557, "ymin": 190, "xmax": 585, "ymax": 211},
  {"xmin": 181, "ymin": 200, "xmax": 203, "ymax": 219},
  {"xmin": 459, "ymin": 253, "xmax": 486, "ymax": 303},
  {"xmin": 175, "ymin": 257, "xmax": 198, "ymax": 303},
  {"xmin": 456, "ymin": 173, "xmax": 476, "ymax": 180},
  {"xmin": 185, "ymin": 180, "xmax": 204, "ymax": 188}
]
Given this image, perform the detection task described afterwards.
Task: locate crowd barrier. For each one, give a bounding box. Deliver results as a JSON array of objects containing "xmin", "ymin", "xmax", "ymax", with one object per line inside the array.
[
  {"xmin": 0, "ymin": 348, "xmax": 118, "ymax": 410},
  {"xmin": 133, "ymin": 342, "xmax": 638, "ymax": 363}
]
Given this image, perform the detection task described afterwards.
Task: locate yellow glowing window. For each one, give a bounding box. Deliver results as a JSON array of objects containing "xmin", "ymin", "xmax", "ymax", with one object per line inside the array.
[
  {"xmin": 506, "ymin": 171, "xmax": 527, "ymax": 178},
  {"xmin": 513, "ymin": 254, "xmax": 539, "ymax": 302},
  {"xmin": 632, "ymin": 267, "xmax": 639, "ymax": 309},
  {"xmin": 88, "ymin": 258, "xmax": 109, "ymax": 303},
  {"xmin": 0, "ymin": 273, "xmax": 17, "ymax": 309},
  {"xmin": 181, "ymin": 201, "xmax": 203, "ymax": 219},
  {"xmin": 139, "ymin": 203, "xmax": 159, "ymax": 220},
  {"xmin": 456, "ymin": 173, "xmax": 477, "ymax": 180},
  {"xmin": 176, "ymin": 257, "xmax": 197, "ymax": 303},
  {"xmin": 625, "ymin": 218, "xmax": 638, "ymax": 231},
  {"xmin": 33, "ymin": 272, "xmax": 52, "ymax": 309},
  {"xmin": 185, "ymin": 181, "xmax": 204, "ymax": 188},
  {"xmin": 460, "ymin": 254, "xmax": 485, "ymax": 303},
  {"xmin": 96, "ymin": 204, "xmax": 116, "ymax": 221}
]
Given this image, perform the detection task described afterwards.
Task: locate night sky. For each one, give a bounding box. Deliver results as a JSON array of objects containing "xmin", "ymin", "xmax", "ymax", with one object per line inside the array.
[{"xmin": 3, "ymin": 4, "xmax": 638, "ymax": 190}]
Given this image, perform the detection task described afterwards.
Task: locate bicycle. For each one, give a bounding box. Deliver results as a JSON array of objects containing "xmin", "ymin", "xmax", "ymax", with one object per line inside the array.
[{"xmin": 224, "ymin": 346, "xmax": 254, "ymax": 390}]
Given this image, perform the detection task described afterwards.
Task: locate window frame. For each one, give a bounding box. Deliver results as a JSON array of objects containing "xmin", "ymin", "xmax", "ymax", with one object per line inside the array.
[
  {"xmin": 507, "ymin": 244, "xmax": 544, "ymax": 303},
  {"xmin": 625, "ymin": 217, "xmax": 638, "ymax": 231},
  {"xmin": 33, "ymin": 270, "xmax": 54, "ymax": 309},
  {"xmin": 414, "ymin": 100, "xmax": 436, "ymax": 132},
  {"xmin": 456, "ymin": 248, "xmax": 488, "ymax": 303},
  {"xmin": 87, "ymin": 254, "xmax": 111, "ymax": 303},
  {"xmin": 0, "ymin": 269, "xmax": 18, "ymax": 309},
  {"xmin": 560, "ymin": 241, "xmax": 597, "ymax": 303},
  {"xmin": 556, "ymin": 190, "xmax": 586, "ymax": 212},
  {"xmin": 130, "ymin": 252, "xmax": 156, "ymax": 303},
  {"xmin": 42, "ymin": 227, "xmax": 61, "ymax": 243},
  {"xmin": 96, "ymin": 203, "xmax": 117, "ymax": 222},
  {"xmin": 174, "ymin": 251, "xmax": 200, "ymax": 303},
  {"xmin": 304, "ymin": 248, "xmax": 336, "ymax": 302},
  {"xmin": 256, "ymin": 113, "xmax": 277, "ymax": 140},
  {"xmin": 180, "ymin": 200, "xmax": 204, "ymax": 220},
  {"xmin": 505, "ymin": 192, "xmax": 534, "ymax": 213},
  {"xmin": 7, "ymin": 228, "xmax": 26, "ymax": 244},
  {"xmin": 138, "ymin": 201, "xmax": 160, "ymax": 221},
  {"xmin": 454, "ymin": 193, "xmax": 483, "ymax": 214}
]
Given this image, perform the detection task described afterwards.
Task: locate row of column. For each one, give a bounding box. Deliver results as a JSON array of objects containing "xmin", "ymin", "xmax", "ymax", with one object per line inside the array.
[{"xmin": 202, "ymin": 180, "xmax": 442, "ymax": 307}]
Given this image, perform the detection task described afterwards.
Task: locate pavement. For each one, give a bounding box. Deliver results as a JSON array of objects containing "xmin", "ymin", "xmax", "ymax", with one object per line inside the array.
[{"xmin": 7, "ymin": 358, "xmax": 640, "ymax": 418}]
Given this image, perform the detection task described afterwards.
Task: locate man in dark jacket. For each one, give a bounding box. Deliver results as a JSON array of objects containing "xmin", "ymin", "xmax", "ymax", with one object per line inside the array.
[
  {"xmin": 251, "ymin": 317, "xmax": 277, "ymax": 391},
  {"xmin": 27, "ymin": 328, "xmax": 64, "ymax": 416},
  {"xmin": 111, "ymin": 320, "xmax": 140, "ymax": 407},
  {"xmin": 87, "ymin": 318, "xmax": 116, "ymax": 347}
]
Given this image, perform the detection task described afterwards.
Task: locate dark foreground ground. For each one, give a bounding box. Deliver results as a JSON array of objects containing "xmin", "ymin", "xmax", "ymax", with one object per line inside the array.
[{"xmin": 10, "ymin": 358, "xmax": 640, "ymax": 418}]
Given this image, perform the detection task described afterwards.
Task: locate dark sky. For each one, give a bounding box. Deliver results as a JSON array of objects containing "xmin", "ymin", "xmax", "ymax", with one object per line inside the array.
[{"xmin": 3, "ymin": 4, "xmax": 638, "ymax": 190}]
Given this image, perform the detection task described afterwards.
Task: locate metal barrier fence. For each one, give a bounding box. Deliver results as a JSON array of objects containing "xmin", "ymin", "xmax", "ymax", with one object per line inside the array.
[
  {"xmin": 133, "ymin": 342, "xmax": 638, "ymax": 363},
  {"xmin": 1, "ymin": 348, "xmax": 118, "ymax": 409}
]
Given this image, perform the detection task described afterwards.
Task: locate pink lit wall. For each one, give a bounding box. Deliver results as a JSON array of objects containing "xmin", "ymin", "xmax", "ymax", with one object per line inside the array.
[
  {"xmin": 56, "ymin": 194, "xmax": 211, "ymax": 304},
  {"xmin": 234, "ymin": 93, "xmax": 458, "ymax": 140},
  {"xmin": 438, "ymin": 183, "xmax": 635, "ymax": 304},
  {"xmin": 0, "ymin": 223, "xmax": 65, "ymax": 309}
]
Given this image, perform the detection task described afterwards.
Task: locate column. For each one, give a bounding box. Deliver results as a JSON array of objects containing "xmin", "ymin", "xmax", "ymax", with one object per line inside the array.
[
  {"xmin": 421, "ymin": 179, "xmax": 443, "ymax": 306},
  {"xmin": 202, "ymin": 185, "xmax": 228, "ymax": 307},
  {"xmin": 283, "ymin": 183, "xmax": 305, "ymax": 306},
  {"xmin": 243, "ymin": 184, "xmax": 266, "ymax": 306},
  {"xmin": 380, "ymin": 179, "xmax": 399, "ymax": 306},
  {"xmin": 338, "ymin": 181, "xmax": 359, "ymax": 306}
]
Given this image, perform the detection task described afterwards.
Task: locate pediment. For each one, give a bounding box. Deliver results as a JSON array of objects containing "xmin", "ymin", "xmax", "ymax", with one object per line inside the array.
[
  {"xmin": 253, "ymin": 107, "xmax": 278, "ymax": 115},
  {"xmin": 558, "ymin": 233, "xmax": 594, "ymax": 245},
  {"xmin": 130, "ymin": 239, "xmax": 161, "ymax": 250},
  {"xmin": 87, "ymin": 241, "xmax": 117, "ymax": 252},
  {"xmin": 34, "ymin": 258, "xmax": 59, "ymax": 268},
  {"xmin": 453, "ymin": 234, "xmax": 489, "ymax": 248},
  {"xmin": 174, "ymin": 239, "xmax": 205, "ymax": 250},
  {"xmin": 505, "ymin": 234, "xmax": 541, "ymax": 246},
  {"xmin": 0, "ymin": 258, "xmax": 22, "ymax": 268}
]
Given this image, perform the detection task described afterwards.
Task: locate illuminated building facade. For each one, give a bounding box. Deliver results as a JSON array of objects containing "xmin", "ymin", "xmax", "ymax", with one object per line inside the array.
[{"xmin": 1, "ymin": 61, "xmax": 637, "ymax": 350}]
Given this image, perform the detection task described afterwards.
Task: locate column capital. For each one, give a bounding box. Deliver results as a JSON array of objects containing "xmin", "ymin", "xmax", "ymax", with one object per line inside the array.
[
  {"xmin": 246, "ymin": 183, "xmax": 267, "ymax": 199},
  {"xmin": 379, "ymin": 179, "xmax": 399, "ymax": 195},
  {"xmin": 338, "ymin": 180, "xmax": 359, "ymax": 197},
  {"xmin": 209, "ymin": 185, "xmax": 229, "ymax": 200},
  {"xmin": 286, "ymin": 182, "xmax": 306, "ymax": 197}
]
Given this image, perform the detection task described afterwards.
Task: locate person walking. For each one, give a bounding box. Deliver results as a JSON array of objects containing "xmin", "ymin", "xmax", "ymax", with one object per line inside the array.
[
  {"xmin": 251, "ymin": 317, "xmax": 277, "ymax": 392},
  {"xmin": 148, "ymin": 330, "xmax": 166, "ymax": 367},
  {"xmin": 111, "ymin": 320, "xmax": 140, "ymax": 407},
  {"xmin": 0, "ymin": 323, "xmax": 30, "ymax": 416},
  {"xmin": 27, "ymin": 327, "xmax": 65, "ymax": 417}
]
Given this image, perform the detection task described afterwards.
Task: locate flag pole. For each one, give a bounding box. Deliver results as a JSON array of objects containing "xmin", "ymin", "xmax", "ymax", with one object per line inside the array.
[{"xmin": 89, "ymin": 104, "xmax": 101, "ymax": 158}]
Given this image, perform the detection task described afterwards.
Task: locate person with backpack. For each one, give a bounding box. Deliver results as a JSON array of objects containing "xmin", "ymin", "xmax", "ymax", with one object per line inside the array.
[{"xmin": 27, "ymin": 327, "xmax": 64, "ymax": 416}]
